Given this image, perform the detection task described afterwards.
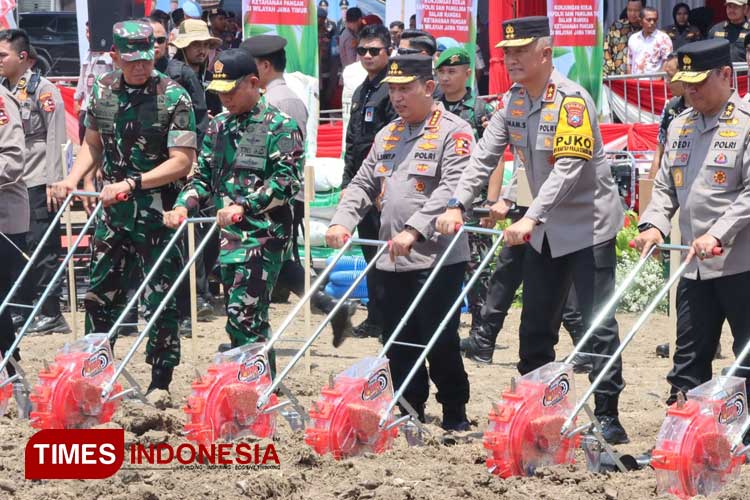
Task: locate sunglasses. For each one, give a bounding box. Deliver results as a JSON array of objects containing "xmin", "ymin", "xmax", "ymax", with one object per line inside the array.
[
  {"xmin": 356, "ymin": 46, "xmax": 385, "ymax": 56},
  {"xmin": 155, "ymin": 37, "xmax": 167, "ymax": 44},
  {"xmin": 397, "ymin": 47, "xmax": 420, "ymax": 55}
]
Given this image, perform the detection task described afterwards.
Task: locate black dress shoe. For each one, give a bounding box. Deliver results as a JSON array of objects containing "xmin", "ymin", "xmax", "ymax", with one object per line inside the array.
[
  {"xmin": 352, "ymin": 318, "xmax": 383, "ymax": 339},
  {"xmin": 27, "ymin": 314, "xmax": 71, "ymax": 335},
  {"xmin": 442, "ymin": 404, "xmax": 470, "ymax": 431},
  {"xmin": 597, "ymin": 415, "xmax": 630, "ymax": 445},
  {"xmin": 179, "ymin": 318, "xmax": 192, "ymax": 338},
  {"xmin": 196, "ymin": 297, "xmax": 215, "ymax": 321},
  {"xmin": 656, "ymin": 343, "xmax": 669, "ymax": 358}
]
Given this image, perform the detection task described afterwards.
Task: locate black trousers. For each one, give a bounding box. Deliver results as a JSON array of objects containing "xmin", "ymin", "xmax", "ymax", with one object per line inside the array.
[
  {"xmin": 276, "ymin": 199, "xmax": 308, "ymax": 297},
  {"xmin": 520, "ymin": 238, "xmax": 624, "ymax": 412},
  {"xmin": 20, "ymin": 186, "xmax": 63, "ymax": 318},
  {"xmin": 668, "ymin": 271, "xmax": 750, "ymax": 401},
  {"xmin": 382, "ymin": 262, "xmax": 470, "ymax": 409},
  {"xmin": 0, "ymin": 232, "xmax": 27, "ymax": 376},
  {"xmin": 356, "ymin": 207, "xmax": 384, "ymax": 327},
  {"xmin": 481, "ymin": 243, "xmax": 583, "ymax": 338}
]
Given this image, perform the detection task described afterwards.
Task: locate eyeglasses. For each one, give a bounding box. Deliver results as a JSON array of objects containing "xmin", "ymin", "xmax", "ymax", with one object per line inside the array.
[
  {"xmin": 356, "ymin": 46, "xmax": 385, "ymax": 56},
  {"xmin": 155, "ymin": 37, "xmax": 167, "ymax": 44},
  {"xmin": 397, "ymin": 47, "xmax": 420, "ymax": 55}
]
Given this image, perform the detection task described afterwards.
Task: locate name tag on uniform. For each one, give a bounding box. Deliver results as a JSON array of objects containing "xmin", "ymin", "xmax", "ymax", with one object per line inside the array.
[{"xmin": 364, "ymin": 107, "xmax": 374, "ymax": 122}]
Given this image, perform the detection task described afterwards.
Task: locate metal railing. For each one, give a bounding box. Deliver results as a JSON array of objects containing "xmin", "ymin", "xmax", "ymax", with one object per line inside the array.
[{"xmin": 603, "ymin": 62, "xmax": 750, "ymax": 124}]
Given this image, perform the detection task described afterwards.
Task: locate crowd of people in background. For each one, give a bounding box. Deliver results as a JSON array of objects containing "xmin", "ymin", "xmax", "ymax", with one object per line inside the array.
[{"xmin": 605, "ymin": 0, "xmax": 750, "ymax": 76}]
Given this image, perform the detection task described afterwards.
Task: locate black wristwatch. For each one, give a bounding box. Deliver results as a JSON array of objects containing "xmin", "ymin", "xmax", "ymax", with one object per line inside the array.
[
  {"xmin": 638, "ymin": 223, "xmax": 663, "ymax": 237},
  {"xmin": 130, "ymin": 174, "xmax": 143, "ymax": 193},
  {"xmin": 446, "ymin": 198, "xmax": 465, "ymax": 211}
]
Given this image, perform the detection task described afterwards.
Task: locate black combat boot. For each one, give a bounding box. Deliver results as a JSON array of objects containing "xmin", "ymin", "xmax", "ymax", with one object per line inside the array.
[{"xmin": 459, "ymin": 323, "xmax": 496, "ymax": 364}]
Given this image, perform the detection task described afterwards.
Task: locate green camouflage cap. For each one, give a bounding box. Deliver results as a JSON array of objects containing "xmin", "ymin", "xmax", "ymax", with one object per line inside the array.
[
  {"xmin": 435, "ymin": 47, "xmax": 471, "ymax": 68},
  {"xmin": 113, "ymin": 20, "xmax": 155, "ymax": 62}
]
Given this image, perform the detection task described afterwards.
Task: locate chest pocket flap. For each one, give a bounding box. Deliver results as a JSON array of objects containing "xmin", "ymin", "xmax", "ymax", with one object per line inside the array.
[{"xmin": 374, "ymin": 161, "xmax": 394, "ymax": 177}]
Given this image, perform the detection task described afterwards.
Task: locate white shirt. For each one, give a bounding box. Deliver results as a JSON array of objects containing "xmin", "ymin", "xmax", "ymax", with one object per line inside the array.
[
  {"xmin": 627, "ymin": 29, "xmax": 673, "ymax": 75},
  {"xmin": 74, "ymin": 51, "xmax": 114, "ymax": 111}
]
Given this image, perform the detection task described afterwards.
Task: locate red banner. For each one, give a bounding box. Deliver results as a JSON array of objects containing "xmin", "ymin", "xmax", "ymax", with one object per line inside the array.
[
  {"xmin": 245, "ymin": 0, "xmax": 309, "ymax": 25},
  {"xmin": 548, "ymin": 0, "xmax": 597, "ymax": 47},
  {"xmin": 419, "ymin": 0, "xmax": 472, "ymax": 43}
]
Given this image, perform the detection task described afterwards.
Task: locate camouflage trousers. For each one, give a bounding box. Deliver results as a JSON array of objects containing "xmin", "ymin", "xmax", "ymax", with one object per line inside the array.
[
  {"xmin": 85, "ymin": 201, "xmax": 182, "ymax": 368},
  {"xmin": 220, "ymin": 242, "xmax": 285, "ymax": 374},
  {"xmin": 465, "ymin": 217, "xmax": 493, "ymax": 322}
]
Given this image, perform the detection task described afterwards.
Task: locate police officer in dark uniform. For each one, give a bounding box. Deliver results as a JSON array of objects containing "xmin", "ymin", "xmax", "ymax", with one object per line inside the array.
[
  {"xmin": 437, "ymin": 17, "xmax": 628, "ymax": 443},
  {"xmin": 328, "ymin": 54, "xmax": 473, "ymax": 430},
  {"xmin": 635, "ymin": 39, "xmax": 750, "ymax": 404},
  {"xmin": 708, "ymin": 0, "xmax": 750, "ymax": 63},
  {"xmin": 341, "ymin": 23, "xmax": 398, "ymax": 340}
]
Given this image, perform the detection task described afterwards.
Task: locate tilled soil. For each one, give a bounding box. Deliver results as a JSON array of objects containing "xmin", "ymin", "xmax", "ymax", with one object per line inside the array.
[{"xmin": 1, "ymin": 303, "xmax": 748, "ymax": 499}]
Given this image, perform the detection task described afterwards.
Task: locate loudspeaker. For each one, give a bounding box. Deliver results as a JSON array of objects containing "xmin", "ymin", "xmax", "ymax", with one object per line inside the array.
[{"xmin": 88, "ymin": 0, "xmax": 147, "ymax": 52}]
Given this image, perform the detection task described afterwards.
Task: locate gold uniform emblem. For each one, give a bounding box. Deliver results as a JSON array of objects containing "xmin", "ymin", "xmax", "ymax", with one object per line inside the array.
[
  {"xmin": 505, "ymin": 24, "xmax": 515, "ymax": 39},
  {"xmin": 682, "ymin": 54, "xmax": 692, "ymax": 70}
]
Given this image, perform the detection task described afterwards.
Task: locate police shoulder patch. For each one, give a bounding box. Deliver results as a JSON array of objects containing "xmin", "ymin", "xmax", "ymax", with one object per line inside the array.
[{"xmin": 553, "ymin": 96, "xmax": 594, "ymax": 162}]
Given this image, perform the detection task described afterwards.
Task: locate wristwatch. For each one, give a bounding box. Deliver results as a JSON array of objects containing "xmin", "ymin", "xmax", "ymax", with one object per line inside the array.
[
  {"xmin": 446, "ymin": 198, "xmax": 465, "ymax": 211},
  {"xmin": 637, "ymin": 223, "xmax": 663, "ymax": 237}
]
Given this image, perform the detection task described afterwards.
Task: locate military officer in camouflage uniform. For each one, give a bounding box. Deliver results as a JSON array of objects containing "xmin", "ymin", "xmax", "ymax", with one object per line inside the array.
[
  {"xmin": 164, "ymin": 49, "xmax": 303, "ymax": 369},
  {"xmin": 635, "ymin": 39, "xmax": 750, "ymax": 404},
  {"xmin": 327, "ymin": 54, "xmax": 473, "ymax": 431},
  {"xmin": 435, "ymin": 46, "xmax": 499, "ymax": 339},
  {"xmin": 436, "ymin": 17, "xmax": 628, "ymax": 444},
  {"xmin": 51, "ymin": 21, "xmax": 197, "ymax": 393}
]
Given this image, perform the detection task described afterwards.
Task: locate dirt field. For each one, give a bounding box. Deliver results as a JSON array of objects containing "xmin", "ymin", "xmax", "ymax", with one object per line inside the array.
[{"xmin": 0, "ymin": 304, "xmax": 748, "ymax": 500}]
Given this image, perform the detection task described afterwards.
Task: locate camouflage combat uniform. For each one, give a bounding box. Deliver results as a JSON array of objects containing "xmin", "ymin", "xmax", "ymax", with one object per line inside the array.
[
  {"xmin": 175, "ymin": 96, "xmax": 303, "ymax": 354},
  {"xmin": 441, "ymin": 88, "xmax": 494, "ymax": 325},
  {"xmin": 84, "ymin": 64, "xmax": 196, "ymax": 369}
]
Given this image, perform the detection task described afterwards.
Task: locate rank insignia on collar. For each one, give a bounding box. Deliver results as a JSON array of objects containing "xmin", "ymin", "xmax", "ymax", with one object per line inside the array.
[
  {"xmin": 511, "ymin": 109, "xmax": 525, "ymax": 117},
  {"xmin": 542, "ymin": 83, "xmax": 556, "ymax": 103},
  {"xmin": 383, "ymin": 143, "xmax": 396, "ymax": 151},
  {"xmin": 512, "ymin": 98, "xmax": 525, "ymax": 106},
  {"xmin": 427, "ymin": 110, "xmax": 442, "ymax": 128},
  {"xmin": 418, "ymin": 142, "xmax": 437, "ymax": 150},
  {"xmin": 423, "ymin": 133, "xmax": 439, "ymax": 140},
  {"xmin": 721, "ymin": 102, "xmax": 735, "ymax": 120},
  {"xmin": 719, "ymin": 130, "xmax": 738, "ymax": 138},
  {"xmin": 383, "ymin": 135, "xmax": 400, "ymax": 142}
]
